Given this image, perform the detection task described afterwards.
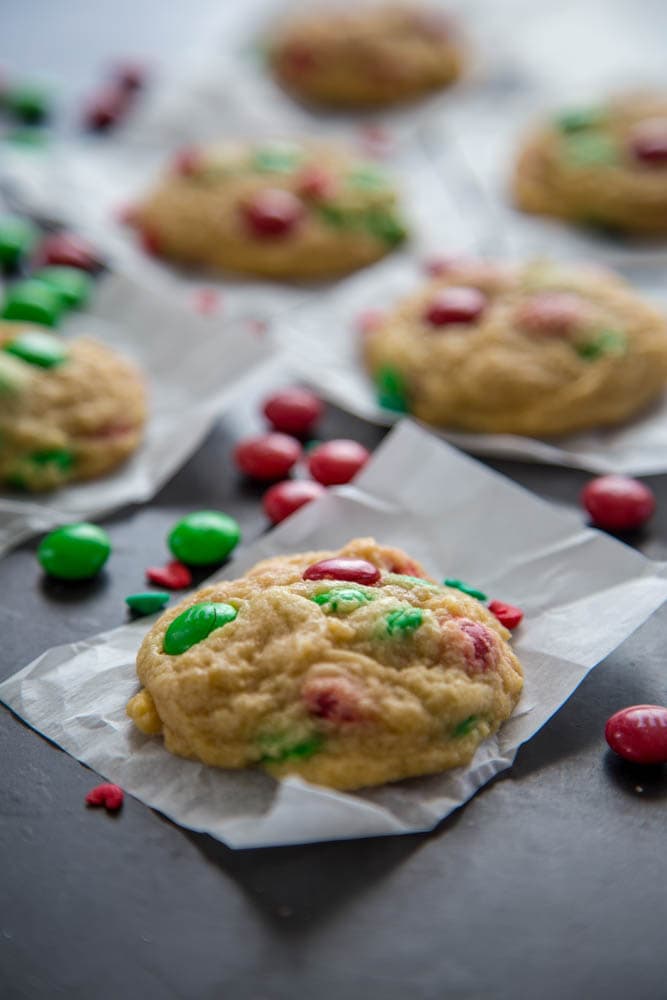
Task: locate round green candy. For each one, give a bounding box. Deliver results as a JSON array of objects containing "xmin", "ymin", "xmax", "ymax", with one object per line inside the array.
[
  {"xmin": 252, "ymin": 144, "xmax": 302, "ymax": 173},
  {"xmin": 375, "ymin": 366, "xmax": 409, "ymax": 413},
  {"xmin": 125, "ymin": 592, "xmax": 170, "ymax": 616},
  {"xmin": 29, "ymin": 448, "xmax": 73, "ymax": 471},
  {"xmin": 38, "ymin": 523, "xmax": 111, "ymax": 580},
  {"xmin": 5, "ymin": 83, "xmax": 51, "ymax": 124},
  {"xmin": 168, "ymin": 510, "xmax": 241, "ymax": 566},
  {"xmin": 443, "ymin": 578, "xmax": 487, "ymax": 601},
  {"xmin": 2, "ymin": 279, "xmax": 63, "ymax": 327},
  {"xmin": 3, "ymin": 330, "xmax": 68, "ymax": 369},
  {"xmin": 0, "ymin": 216, "xmax": 38, "ymax": 269},
  {"xmin": 364, "ymin": 209, "xmax": 407, "ymax": 247},
  {"xmin": 311, "ymin": 587, "xmax": 373, "ymax": 613},
  {"xmin": 386, "ymin": 607, "xmax": 423, "ymax": 635},
  {"xmin": 163, "ymin": 601, "xmax": 238, "ymax": 655},
  {"xmin": 555, "ymin": 107, "xmax": 604, "ymax": 133},
  {"xmin": 33, "ymin": 267, "xmax": 93, "ymax": 309}
]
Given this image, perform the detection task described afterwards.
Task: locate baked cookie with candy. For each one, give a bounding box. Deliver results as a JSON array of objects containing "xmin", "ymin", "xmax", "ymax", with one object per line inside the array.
[
  {"xmin": 362, "ymin": 258, "xmax": 667, "ymax": 437},
  {"xmin": 0, "ymin": 324, "xmax": 146, "ymax": 491},
  {"xmin": 514, "ymin": 94, "xmax": 667, "ymax": 234},
  {"xmin": 131, "ymin": 140, "xmax": 407, "ymax": 280},
  {"xmin": 268, "ymin": 4, "xmax": 463, "ymax": 109},
  {"xmin": 127, "ymin": 538, "xmax": 523, "ymax": 790}
]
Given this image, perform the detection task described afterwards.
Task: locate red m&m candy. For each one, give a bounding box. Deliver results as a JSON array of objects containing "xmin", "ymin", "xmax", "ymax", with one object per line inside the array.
[
  {"xmin": 581, "ymin": 475, "xmax": 655, "ymax": 532},
  {"xmin": 263, "ymin": 387, "xmax": 323, "ymax": 436},
  {"xmin": 308, "ymin": 439, "xmax": 370, "ymax": 485},
  {"xmin": 516, "ymin": 292, "xmax": 587, "ymax": 336},
  {"xmin": 297, "ymin": 166, "xmax": 337, "ymax": 201},
  {"xmin": 303, "ymin": 557, "xmax": 381, "ymax": 585},
  {"xmin": 242, "ymin": 189, "xmax": 304, "ymax": 238},
  {"xmin": 488, "ymin": 599, "xmax": 523, "ymax": 629},
  {"xmin": 605, "ymin": 705, "xmax": 667, "ymax": 764},
  {"xmin": 629, "ymin": 118, "xmax": 667, "ymax": 166},
  {"xmin": 263, "ymin": 480, "xmax": 325, "ymax": 524},
  {"xmin": 36, "ymin": 232, "xmax": 101, "ymax": 271},
  {"xmin": 423, "ymin": 287, "xmax": 487, "ymax": 327},
  {"xmin": 83, "ymin": 85, "xmax": 131, "ymax": 131},
  {"xmin": 234, "ymin": 433, "xmax": 302, "ymax": 480}
]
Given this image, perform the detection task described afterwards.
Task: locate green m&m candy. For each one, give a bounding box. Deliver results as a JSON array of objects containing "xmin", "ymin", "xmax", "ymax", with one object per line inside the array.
[
  {"xmin": 168, "ymin": 510, "xmax": 241, "ymax": 566},
  {"xmin": 1, "ymin": 279, "xmax": 63, "ymax": 327},
  {"xmin": 386, "ymin": 607, "xmax": 423, "ymax": 635},
  {"xmin": 0, "ymin": 216, "xmax": 38, "ymax": 269},
  {"xmin": 33, "ymin": 267, "xmax": 93, "ymax": 309},
  {"xmin": 38, "ymin": 523, "xmax": 111, "ymax": 580},
  {"xmin": 252, "ymin": 143, "xmax": 302, "ymax": 174},
  {"xmin": 3, "ymin": 330, "xmax": 68, "ymax": 369},
  {"xmin": 444, "ymin": 578, "xmax": 488, "ymax": 601},
  {"xmin": 554, "ymin": 107, "xmax": 605, "ymax": 133},
  {"xmin": 311, "ymin": 587, "xmax": 373, "ymax": 613},
  {"xmin": 125, "ymin": 591, "xmax": 170, "ymax": 616},
  {"xmin": 4, "ymin": 83, "xmax": 52, "ymax": 124},
  {"xmin": 163, "ymin": 601, "xmax": 238, "ymax": 655}
]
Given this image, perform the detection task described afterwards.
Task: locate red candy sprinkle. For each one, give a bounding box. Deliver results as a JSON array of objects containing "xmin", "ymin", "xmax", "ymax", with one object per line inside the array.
[
  {"xmin": 308, "ymin": 439, "xmax": 370, "ymax": 486},
  {"xmin": 424, "ymin": 286, "xmax": 487, "ymax": 327},
  {"xmin": 302, "ymin": 676, "xmax": 365, "ymax": 723},
  {"xmin": 83, "ymin": 85, "xmax": 131, "ymax": 131},
  {"xmin": 36, "ymin": 232, "xmax": 101, "ymax": 271},
  {"xmin": 581, "ymin": 475, "xmax": 656, "ymax": 532},
  {"xmin": 146, "ymin": 560, "xmax": 192, "ymax": 590},
  {"xmin": 173, "ymin": 146, "xmax": 204, "ymax": 177},
  {"xmin": 459, "ymin": 619, "xmax": 498, "ymax": 673},
  {"xmin": 488, "ymin": 599, "xmax": 524, "ymax": 629},
  {"xmin": 242, "ymin": 189, "xmax": 304, "ymax": 238},
  {"xmin": 303, "ymin": 557, "xmax": 381, "ymax": 585},
  {"xmin": 296, "ymin": 166, "xmax": 337, "ymax": 201},
  {"xmin": 263, "ymin": 387, "xmax": 323, "ymax": 436},
  {"xmin": 629, "ymin": 119, "xmax": 667, "ymax": 166},
  {"xmin": 605, "ymin": 705, "xmax": 667, "ymax": 764},
  {"xmin": 516, "ymin": 292, "xmax": 586, "ymax": 336},
  {"xmin": 85, "ymin": 783, "xmax": 124, "ymax": 811},
  {"xmin": 263, "ymin": 480, "xmax": 326, "ymax": 524},
  {"xmin": 234, "ymin": 433, "xmax": 302, "ymax": 480}
]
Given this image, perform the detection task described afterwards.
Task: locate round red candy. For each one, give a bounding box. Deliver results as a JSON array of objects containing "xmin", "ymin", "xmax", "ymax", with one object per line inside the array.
[
  {"xmin": 234, "ymin": 433, "xmax": 302, "ymax": 480},
  {"xmin": 308, "ymin": 439, "xmax": 370, "ymax": 486},
  {"xmin": 173, "ymin": 146, "xmax": 203, "ymax": 177},
  {"xmin": 581, "ymin": 475, "xmax": 655, "ymax": 532},
  {"xmin": 303, "ymin": 557, "xmax": 381, "ymax": 585},
  {"xmin": 605, "ymin": 705, "xmax": 667, "ymax": 764},
  {"xmin": 36, "ymin": 232, "xmax": 101, "ymax": 271},
  {"xmin": 424, "ymin": 286, "xmax": 487, "ymax": 327},
  {"xmin": 83, "ymin": 85, "xmax": 130, "ymax": 130},
  {"xmin": 263, "ymin": 480, "xmax": 326, "ymax": 524},
  {"xmin": 629, "ymin": 119, "xmax": 667, "ymax": 166},
  {"xmin": 263, "ymin": 387, "xmax": 323, "ymax": 436},
  {"xmin": 516, "ymin": 292, "xmax": 586, "ymax": 336},
  {"xmin": 488, "ymin": 599, "xmax": 524, "ymax": 629},
  {"xmin": 296, "ymin": 166, "xmax": 336, "ymax": 201},
  {"xmin": 242, "ymin": 189, "xmax": 304, "ymax": 238}
]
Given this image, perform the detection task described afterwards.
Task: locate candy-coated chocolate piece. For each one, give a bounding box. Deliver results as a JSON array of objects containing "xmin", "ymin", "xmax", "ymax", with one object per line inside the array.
[
  {"xmin": 296, "ymin": 165, "xmax": 337, "ymax": 200},
  {"xmin": 3, "ymin": 330, "xmax": 68, "ymax": 368},
  {"xmin": 555, "ymin": 107, "xmax": 605, "ymax": 133},
  {"xmin": 145, "ymin": 560, "xmax": 192, "ymax": 590},
  {"xmin": 5, "ymin": 83, "xmax": 51, "ymax": 124},
  {"xmin": 163, "ymin": 601, "xmax": 238, "ymax": 655},
  {"xmin": 444, "ymin": 578, "xmax": 487, "ymax": 601},
  {"xmin": 0, "ymin": 216, "xmax": 38, "ymax": 269},
  {"xmin": 581, "ymin": 475, "xmax": 655, "ymax": 532},
  {"xmin": 85, "ymin": 783, "xmax": 124, "ymax": 811},
  {"xmin": 488, "ymin": 599, "xmax": 523, "ymax": 629},
  {"xmin": 263, "ymin": 387, "xmax": 323, "ymax": 436},
  {"xmin": 575, "ymin": 329, "xmax": 627, "ymax": 360},
  {"xmin": 168, "ymin": 510, "xmax": 241, "ymax": 566},
  {"xmin": 459, "ymin": 620, "xmax": 497, "ymax": 673},
  {"xmin": 374, "ymin": 366, "xmax": 409, "ymax": 413},
  {"xmin": 262, "ymin": 479, "xmax": 325, "ymax": 524},
  {"xmin": 83, "ymin": 85, "xmax": 130, "ymax": 130},
  {"xmin": 0, "ymin": 352, "xmax": 34, "ymax": 394},
  {"xmin": 241, "ymin": 188, "xmax": 305, "ymax": 238},
  {"xmin": 33, "ymin": 266, "xmax": 93, "ymax": 309},
  {"xmin": 252, "ymin": 143, "xmax": 302, "ymax": 173},
  {"xmin": 453, "ymin": 715, "xmax": 478, "ymax": 737},
  {"xmin": 303, "ymin": 557, "xmax": 381, "ymax": 585},
  {"xmin": 605, "ymin": 705, "xmax": 667, "ymax": 764},
  {"xmin": 424, "ymin": 286, "xmax": 487, "ymax": 327},
  {"xmin": 516, "ymin": 291, "xmax": 587, "ymax": 336},
  {"xmin": 259, "ymin": 731, "xmax": 324, "ymax": 763},
  {"xmin": 630, "ymin": 119, "xmax": 667, "ymax": 165},
  {"xmin": 37, "ymin": 232, "xmax": 101, "ymax": 271},
  {"xmin": 364, "ymin": 209, "xmax": 407, "ymax": 247},
  {"xmin": 302, "ymin": 676, "xmax": 364, "ymax": 722},
  {"xmin": 234, "ymin": 433, "xmax": 302, "ymax": 480},
  {"xmin": 125, "ymin": 591, "xmax": 170, "ymax": 615},
  {"xmin": 307, "ymin": 439, "xmax": 370, "ymax": 485},
  {"xmin": 30, "ymin": 448, "xmax": 73, "ymax": 471},
  {"xmin": 38, "ymin": 523, "xmax": 111, "ymax": 580},
  {"xmin": 386, "ymin": 607, "xmax": 423, "ymax": 635},
  {"xmin": 311, "ymin": 587, "xmax": 373, "ymax": 613},
  {"xmin": 1, "ymin": 279, "xmax": 63, "ymax": 327}
]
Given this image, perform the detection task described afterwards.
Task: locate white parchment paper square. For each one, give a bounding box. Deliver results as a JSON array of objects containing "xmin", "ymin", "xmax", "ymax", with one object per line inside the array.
[{"xmin": 1, "ymin": 421, "xmax": 665, "ymax": 848}]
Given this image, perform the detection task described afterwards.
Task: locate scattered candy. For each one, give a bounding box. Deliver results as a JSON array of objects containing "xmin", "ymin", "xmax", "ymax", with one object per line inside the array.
[
  {"xmin": 516, "ymin": 292, "xmax": 586, "ymax": 336},
  {"xmin": 386, "ymin": 607, "xmax": 423, "ymax": 634},
  {"xmin": 168, "ymin": 510, "xmax": 241, "ymax": 566},
  {"xmin": 459, "ymin": 620, "xmax": 497, "ymax": 673},
  {"xmin": 303, "ymin": 558, "xmax": 381, "ymax": 585},
  {"xmin": 296, "ymin": 165, "xmax": 337, "ymax": 200},
  {"xmin": 444, "ymin": 578, "xmax": 487, "ymax": 601},
  {"xmin": 163, "ymin": 601, "xmax": 238, "ymax": 655},
  {"xmin": 83, "ymin": 85, "xmax": 131, "ymax": 131},
  {"xmin": 252, "ymin": 143, "xmax": 302, "ymax": 174},
  {"xmin": 125, "ymin": 591, "xmax": 170, "ymax": 615},
  {"xmin": 581, "ymin": 475, "xmax": 655, "ymax": 532},
  {"xmin": 85, "ymin": 783, "xmax": 124, "ymax": 811},
  {"xmin": 3, "ymin": 330, "xmax": 68, "ymax": 368},
  {"xmin": 260, "ymin": 732, "xmax": 323, "ymax": 763},
  {"xmin": 488, "ymin": 600, "xmax": 524, "ymax": 629},
  {"xmin": 38, "ymin": 523, "xmax": 111, "ymax": 580},
  {"xmin": 145, "ymin": 560, "xmax": 192, "ymax": 590},
  {"xmin": 5, "ymin": 83, "xmax": 51, "ymax": 124},
  {"xmin": 262, "ymin": 480, "xmax": 325, "ymax": 524},
  {"xmin": 242, "ymin": 188, "xmax": 304, "ymax": 238},
  {"xmin": 630, "ymin": 119, "xmax": 667, "ymax": 165},
  {"xmin": 302, "ymin": 676, "xmax": 364, "ymax": 722},
  {"xmin": 0, "ymin": 216, "xmax": 38, "ymax": 269},
  {"xmin": 311, "ymin": 587, "xmax": 373, "ymax": 613},
  {"xmin": 374, "ymin": 366, "xmax": 409, "ymax": 413},
  {"xmin": 424, "ymin": 287, "xmax": 487, "ymax": 327},
  {"xmin": 575, "ymin": 329, "xmax": 627, "ymax": 360},
  {"xmin": 1, "ymin": 278, "xmax": 63, "ymax": 327},
  {"xmin": 308, "ymin": 439, "xmax": 370, "ymax": 485},
  {"xmin": 36, "ymin": 232, "xmax": 101, "ymax": 271},
  {"xmin": 555, "ymin": 107, "xmax": 604, "ymax": 133},
  {"xmin": 605, "ymin": 705, "xmax": 667, "ymax": 764},
  {"xmin": 263, "ymin": 387, "xmax": 323, "ymax": 436},
  {"xmin": 33, "ymin": 266, "xmax": 93, "ymax": 309},
  {"xmin": 234, "ymin": 432, "xmax": 302, "ymax": 480}
]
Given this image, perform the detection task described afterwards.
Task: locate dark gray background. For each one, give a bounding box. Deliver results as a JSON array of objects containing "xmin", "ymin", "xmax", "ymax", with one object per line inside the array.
[{"xmin": 0, "ymin": 3, "xmax": 666, "ymax": 998}]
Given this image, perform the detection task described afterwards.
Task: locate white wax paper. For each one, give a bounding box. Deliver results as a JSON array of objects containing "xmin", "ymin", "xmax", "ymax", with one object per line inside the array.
[
  {"xmin": 1, "ymin": 420, "xmax": 665, "ymax": 849},
  {"xmin": 0, "ymin": 271, "xmax": 271, "ymax": 555}
]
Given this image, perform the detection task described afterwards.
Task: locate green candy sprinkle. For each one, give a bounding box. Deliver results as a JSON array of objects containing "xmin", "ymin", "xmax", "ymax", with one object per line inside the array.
[
  {"xmin": 252, "ymin": 143, "xmax": 302, "ymax": 173},
  {"xmin": 554, "ymin": 107, "xmax": 605, "ymax": 133},
  {"xmin": 575, "ymin": 329, "xmax": 627, "ymax": 360},
  {"xmin": 29, "ymin": 448, "xmax": 73, "ymax": 471},
  {"xmin": 317, "ymin": 203, "xmax": 349, "ymax": 228},
  {"xmin": 1, "ymin": 279, "xmax": 63, "ymax": 327},
  {"xmin": 125, "ymin": 591, "xmax": 170, "ymax": 616},
  {"xmin": 347, "ymin": 164, "xmax": 389, "ymax": 191},
  {"xmin": 0, "ymin": 352, "xmax": 33, "ymax": 394},
  {"xmin": 163, "ymin": 601, "xmax": 238, "ymax": 655},
  {"xmin": 311, "ymin": 587, "xmax": 373, "ymax": 613},
  {"xmin": 0, "ymin": 216, "xmax": 38, "ymax": 269},
  {"xmin": 375, "ymin": 366, "xmax": 409, "ymax": 413},
  {"xmin": 3, "ymin": 330, "xmax": 68, "ymax": 369},
  {"xmin": 444, "ymin": 578, "xmax": 487, "ymax": 601},
  {"xmin": 453, "ymin": 715, "xmax": 479, "ymax": 737},
  {"xmin": 259, "ymin": 732, "xmax": 324, "ymax": 764},
  {"xmin": 33, "ymin": 267, "xmax": 93, "ymax": 309},
  {"xmin": 563, "ymin": 132, "xmax": 619, "ymax": 166},
  {"xmin": 37, "ymin": 522, "xmax": 111, "ymax": 580},
  {"xmin": 386, "ymin": 607, "xmax": 423, "ymax": 635},
  {"xmin": 4, "ymin": 83, "xmax": 52, "ymax": 124},
  {"xmin": 364, "ymin": 209, "xmax": 407, "ymax": 247},
  {"xmin": 168, "ymin": 510, "xmax": 241, "ymax": 566}
]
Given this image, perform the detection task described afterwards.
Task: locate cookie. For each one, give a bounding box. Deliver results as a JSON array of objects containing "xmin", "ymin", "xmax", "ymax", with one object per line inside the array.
[
  {"xmin": 362, "ymin": 259, "xmax": 667, "ymax": 437},
  {"xmin": 513, "ymin": 94, "xmax": 667, "ymax": 234},
  {"xmin": 268, "ymin": 4, "xmax": 463, "ymax": 108},
  {"xmin": 0, "ymin": 324, "xmax": 146, "ymax": 491},
  {"xmin": 132, "ymin": 140, "xmax": 408, "ymax": 280},
  {"xmin": 127, "ymin": 537, "xmax": 523, "ymax": 790}
]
